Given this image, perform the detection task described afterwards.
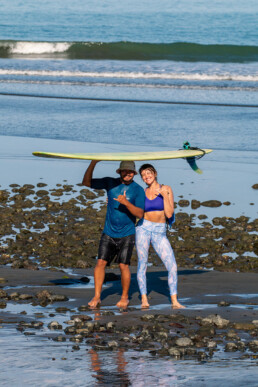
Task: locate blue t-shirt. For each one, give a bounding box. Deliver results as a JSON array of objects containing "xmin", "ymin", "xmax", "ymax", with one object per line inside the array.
[{"xmin": 91, "ymin": 177, "xmax": 145, "ymax": 238}]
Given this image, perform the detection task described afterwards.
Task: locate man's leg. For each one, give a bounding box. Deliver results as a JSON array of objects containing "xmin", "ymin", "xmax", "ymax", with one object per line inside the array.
[
  {"xmin": 116, "ymin": 263, "xmax": 131, "ymax": 308},
  {"xmin": 88, "ymin": 259, "xmax": 107, "ymax": 308}
]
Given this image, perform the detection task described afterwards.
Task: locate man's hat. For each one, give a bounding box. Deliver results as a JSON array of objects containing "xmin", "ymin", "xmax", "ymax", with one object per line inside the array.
[{"xmin": 116, "ymin": 161, "xmax": 137, "ymax": 174}]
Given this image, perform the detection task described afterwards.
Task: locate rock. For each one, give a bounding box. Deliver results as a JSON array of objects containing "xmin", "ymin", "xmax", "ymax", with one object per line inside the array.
[
  {"xmin": 237, "ymin": 341, "xmax": 246, "ymax": 351},
  {"xmin": 70, "ymin": 335, "xmax": 83, "ymax": 343},
  {"xmin": 10, "ymin": 292, "xmax": 20, "ymax": 300},
  {"xmin": 252, "ymin": 184, "xmax": 258, "ymax": 190},
  {"xmin": 78, "ymin": 305, "xmax": 90, "ymax": 312},
  {"xmin": 252, "ymin": 320, "xmax": 258, "ymax": 327},
  {"xmin": 225, "ymin": 342, "xmax": 238, "ymax": 352},
  {"xmin": 36, "ymin": 290, "xmax": 52, "ymax": 302},
  {"xmin": 196, "ymin": 326, "xmax": 216, "ymax": 338},
  {"xmin": 0, "ymin": 290, "xmax": 8, "ymax": 298},
  {"xmin": 207, "ymin": 341, "xmax": 217, "ymax": 349},
  {"xmin": 226, "ymin": 330, "xmax": 240, "ymax": 340},
  {"xmin": 175, "ymin": 337, "xmax": 193, "ymax": 347},
  {"xmin": 106, "ymin": 322, "xmax": 115, "ymax": 330},
  {"xmin": 197, "ymin": 351, "xmax": 208, "ymax": 360},
  {"xmin": 233, "ymin": 323, "xmax": 256, "ymax": 330},
  {"xmin": 50, "ymin": 295, "xmax": 69, "ymax": 302},
  {"xmin": 71, "ymin": 314, "xmax": 92, "ymax": 322},
  {"xmin": 101, "ymin": 311, "xmax": 115, "ymax": 316},
  {"xmin": 55, "ymin": 307, "xmax": 70, "ymax": 313},
  {"xmin": 191, "ymin": 200, "xmax": 201, "ymax": 209},
  {"xmin": 107, "ymin": 341, "xmax": 119, "ymax": 348},
  {"xmin": 53, "ymin": 336, "xmax": 66, "ymax": 342},
  {"xmin": 168, "ymin": 347, "xmax": 181, "ymax": 358},
  {"xmin": 178, "ymin": 200, "xmax": 190, "ymax": 207},
  {"xmin": 0, "ymin": 301, "xmax": 7, "ymax": 309},
  {"xmin": 48, "ymin": 321, "xmax": 63, "ymax": 330},
  {"xmin": 198, "ymin": 214, "xmax": 207, "ymax": 220},
  {"xmin": 201, "ymin": 314, "xmax": 229, "ymax": 328},
  {"xmin": 217, "ymin": 300, "xmax": 230, "ymax": 307},
  {"xmin": 19, "ymin": 294, "xmax": 33, "ymax": 300},
  {"xmin": 248, "ymin": 340, "xmax": 258, "ymax": 352},
  {"xmin": 201, "ymin": 200, "xmax": 222, "ymax": 208},
  {"xmin": 141, "ymin": 314, "xmax": 155, "ymax": 321}
]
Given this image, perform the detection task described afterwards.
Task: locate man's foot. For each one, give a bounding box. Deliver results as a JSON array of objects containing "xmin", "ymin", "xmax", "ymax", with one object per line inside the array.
[
  {"xmin": 88, "ymin": 297, "xmax": 101, "ymax": 308},
  {"xmin": 172, "ymin": 301, "xmax": 185, "ymax": 309},
  {"xmin": 116, "ymin": 297, "xmax": 129, "ymax": 309},
  {"xmin": 141, "ymin": 295, "xmax": 150, "ymax": 309}
]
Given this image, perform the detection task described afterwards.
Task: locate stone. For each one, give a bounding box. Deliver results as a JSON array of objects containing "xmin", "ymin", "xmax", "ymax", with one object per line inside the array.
[
  {"xmin": 175, "ymin": 337, "xmax": 193, "ymax": 347},
  {"xmin": 233, "ymin": 323, "xmax": 256, "ymax": 330},
  {"xmin": 207, "ymin": 341, "xmax": 217, "ymax": 349},
  {"xmin": 201, "ymin": 314, "xmax": 229, "ymax": 328},
  {"xmin": 201, "ymin": 200, "xmax": 222, "ymax": 208},
  {"xmin": 225, "ymin": 342, "xmax": 238, "ymax": 352},
  {"xmin": 217, "ymin": 301, "xmax": 230, "ymax": 307},
  {"xmin": 168, "ymin": 347, "xmax": 181, "ymax": 358},
  {"xmin": 107, "ymin": 340, "xmax": 119, "ymax": 348},
  {"xmin": 48, "ymin": 321, "xmax": 63, "ymax": 330}
]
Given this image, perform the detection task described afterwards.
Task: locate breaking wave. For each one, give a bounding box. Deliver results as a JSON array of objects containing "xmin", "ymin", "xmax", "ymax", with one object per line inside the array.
[{"xmin": 1, "ymin": 40, "xmax": 258, "ymax": 63}]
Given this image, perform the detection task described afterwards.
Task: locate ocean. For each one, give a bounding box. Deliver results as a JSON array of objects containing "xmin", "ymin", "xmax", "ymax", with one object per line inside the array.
[{"xmin": 0, "ymin": 0, "xmax": 258, "ymax": 385}]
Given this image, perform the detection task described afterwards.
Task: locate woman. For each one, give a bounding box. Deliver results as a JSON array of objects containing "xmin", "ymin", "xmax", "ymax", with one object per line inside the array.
[{"xmin": 136, "ymin": 163, "xmax": 184, "ymax": 309}]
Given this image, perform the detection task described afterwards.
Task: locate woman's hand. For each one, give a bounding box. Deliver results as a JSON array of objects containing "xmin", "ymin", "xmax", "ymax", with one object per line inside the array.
[{"xmin": 156, "ymin": 185, "xmax": 170, "ymax": 198}]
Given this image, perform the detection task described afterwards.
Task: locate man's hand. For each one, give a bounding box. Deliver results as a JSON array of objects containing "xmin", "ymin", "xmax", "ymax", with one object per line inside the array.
[
  {"xmin": 114, "ymin": 190, "xmax": 128, "ymax": 205},
  {"xmin": 82, "ymin": 160, "xmax": 101, "ymax": 187},
  {"xmin": 114, "ymin": 190, "xmax": 144, "ymax": 219}
]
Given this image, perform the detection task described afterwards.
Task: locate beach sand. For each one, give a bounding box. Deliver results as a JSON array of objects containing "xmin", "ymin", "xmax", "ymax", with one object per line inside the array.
[{"xmin": 0, "ymin": 135, "xmax": 257, "ymax": 384}]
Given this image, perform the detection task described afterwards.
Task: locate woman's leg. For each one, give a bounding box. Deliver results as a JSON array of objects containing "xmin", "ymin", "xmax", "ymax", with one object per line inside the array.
[
  {"xmin": 136, "ymin": 225, "xmax": 151, "ymax": 307},
  {"xmin": 151, "ymin": 232, "xmax": 185, "ymax": 308}
]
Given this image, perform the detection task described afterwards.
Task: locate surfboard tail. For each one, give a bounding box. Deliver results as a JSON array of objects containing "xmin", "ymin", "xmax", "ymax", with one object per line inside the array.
[{"xmin": 186, "ymin": 157, "xmax": 203, "ymax": 174}]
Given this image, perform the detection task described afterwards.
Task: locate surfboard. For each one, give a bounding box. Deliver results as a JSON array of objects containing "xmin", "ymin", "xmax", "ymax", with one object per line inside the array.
[{"xmin": 33, "ymin": 148, "xmax": 212, "ymax": 173}]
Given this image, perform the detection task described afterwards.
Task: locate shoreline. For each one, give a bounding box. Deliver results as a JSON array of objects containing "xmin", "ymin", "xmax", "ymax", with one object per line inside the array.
[{"xmin": 0, "ymin": 135, "xmax": 257, "ymax": 383}]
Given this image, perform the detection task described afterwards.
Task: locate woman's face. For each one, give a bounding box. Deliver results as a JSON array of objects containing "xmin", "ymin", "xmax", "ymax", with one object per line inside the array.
[{"xmin": 140, "ymin": 168, "xmax": 156, "ymax": 185}]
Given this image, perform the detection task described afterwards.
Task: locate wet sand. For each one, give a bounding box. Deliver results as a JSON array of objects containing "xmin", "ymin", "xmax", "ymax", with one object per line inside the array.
[
  {"xmin": 0, "ymin": 135, "xmax": 257, "ymax": 385},
  {"xmin": 1, "ymin": 265, "xmax": 257, "ymax": 322}
]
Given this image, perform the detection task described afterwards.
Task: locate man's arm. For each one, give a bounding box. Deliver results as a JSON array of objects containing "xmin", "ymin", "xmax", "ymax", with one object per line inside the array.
[
  {"xmin": 114, "ymin": 191, "xmax": 144, "ymax": 219},
  {"xmin": 82, "ymin": 160, "xmax": 99, "ymax": 187}
]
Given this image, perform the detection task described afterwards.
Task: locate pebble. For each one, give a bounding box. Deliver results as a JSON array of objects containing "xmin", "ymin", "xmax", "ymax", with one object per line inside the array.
[{"xmin": 175, "ymin": 337, "xmax": 193, "ymax": 347}]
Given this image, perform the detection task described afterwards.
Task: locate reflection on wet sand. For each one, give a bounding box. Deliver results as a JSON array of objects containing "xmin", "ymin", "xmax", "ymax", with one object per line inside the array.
[{"xmin": 90, "ymin": 348, "xmax": 130, "ymax": 386}]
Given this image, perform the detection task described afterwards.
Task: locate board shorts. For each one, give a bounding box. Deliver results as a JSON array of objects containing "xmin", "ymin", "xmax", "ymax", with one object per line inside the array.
[{"xmin": 98, "ymin": 233, "xmax": 135, "ymax": 265}]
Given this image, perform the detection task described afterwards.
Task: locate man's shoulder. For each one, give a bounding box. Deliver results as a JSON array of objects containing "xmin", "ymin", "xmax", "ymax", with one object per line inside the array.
[{"xmin": 131, "ymin": 181, "xmax": 144, "ymax": 192}]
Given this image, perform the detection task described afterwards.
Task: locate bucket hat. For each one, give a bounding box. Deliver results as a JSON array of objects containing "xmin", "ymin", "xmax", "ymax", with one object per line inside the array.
[{"xmin": 116, "ymin": 160, "xmax": 137, "ymax": 174}]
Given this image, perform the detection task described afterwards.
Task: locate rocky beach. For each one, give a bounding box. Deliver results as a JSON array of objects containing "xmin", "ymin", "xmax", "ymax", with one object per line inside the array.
[{"xmin": 0, "ymin": 178, "xmax": 257, "ymax": 385}]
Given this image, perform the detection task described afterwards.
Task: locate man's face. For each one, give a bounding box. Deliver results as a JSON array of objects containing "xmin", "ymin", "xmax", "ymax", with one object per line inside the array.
[{"xmin": 120, "ymin": 169, "xmax": 135, "ymax": 184}]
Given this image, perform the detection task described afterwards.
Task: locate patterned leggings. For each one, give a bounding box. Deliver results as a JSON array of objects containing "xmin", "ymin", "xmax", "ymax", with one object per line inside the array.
[{"xmin": 136, "ymin": 219, "xmax": 177, "ymax": 296}]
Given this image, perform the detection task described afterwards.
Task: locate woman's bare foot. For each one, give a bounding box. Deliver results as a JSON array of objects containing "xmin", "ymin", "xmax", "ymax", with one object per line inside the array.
[
  {"xmin": 88, "ymin": 297, "xmax": 101, "ymax": 308},
  {"xmin": 172, "ymin": 301, "xmax": 185, "ymax": 309},
  {"xmin": 141, "ymin": 295, "xmax": 150, "ymax": 309},
  {"xmin": 116, "ymin": 297, "xmax": 129, "ymax": 309},
  {"xmin": 171, "ymin": 295, "xmax": 185, "ymax": 309}
]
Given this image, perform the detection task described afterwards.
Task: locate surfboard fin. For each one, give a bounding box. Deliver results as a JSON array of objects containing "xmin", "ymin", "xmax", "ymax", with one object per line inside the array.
[{"xmin": 186, "ymin": 157, "xmax": 203, "ymax": 174}]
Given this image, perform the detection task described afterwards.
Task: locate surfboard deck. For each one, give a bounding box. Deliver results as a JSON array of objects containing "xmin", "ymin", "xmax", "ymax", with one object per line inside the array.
[{"xmin": 33, "ymin": 148, "xmax": 212, "ymax": 161}]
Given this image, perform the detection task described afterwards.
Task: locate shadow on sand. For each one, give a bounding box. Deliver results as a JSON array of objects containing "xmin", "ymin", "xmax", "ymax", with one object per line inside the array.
[{"xmin": 100, "ymin": 269, "xmax": 207, "ymax": 303}]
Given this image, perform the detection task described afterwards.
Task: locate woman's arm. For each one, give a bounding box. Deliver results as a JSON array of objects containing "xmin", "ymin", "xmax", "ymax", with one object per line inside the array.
[{"xmin": 158, "ymin": 185, "xmax": 174, "ymax": 219}]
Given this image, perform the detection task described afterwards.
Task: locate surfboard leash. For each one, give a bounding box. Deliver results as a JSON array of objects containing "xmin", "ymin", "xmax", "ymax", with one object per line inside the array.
[{"xmin": 181, "ymin": 141, "xmax": 206, "ymax": 160}]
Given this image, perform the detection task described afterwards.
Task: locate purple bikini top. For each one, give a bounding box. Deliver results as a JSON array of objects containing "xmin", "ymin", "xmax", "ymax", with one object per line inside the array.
[{"xmin": 144, "ymin": 192, "xmax": 164, "ymax": 212}]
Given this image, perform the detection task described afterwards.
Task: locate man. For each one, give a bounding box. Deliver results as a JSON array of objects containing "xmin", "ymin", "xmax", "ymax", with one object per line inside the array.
[{"xmin": 82, "ymin": 160, "xmax": 145, "ymax": 308}]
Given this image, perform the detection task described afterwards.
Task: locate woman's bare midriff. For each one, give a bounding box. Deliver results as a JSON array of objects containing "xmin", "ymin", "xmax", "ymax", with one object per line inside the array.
[{"xmin": 144, "ymin": 210, "xmax": 166, "ymax": 224}]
